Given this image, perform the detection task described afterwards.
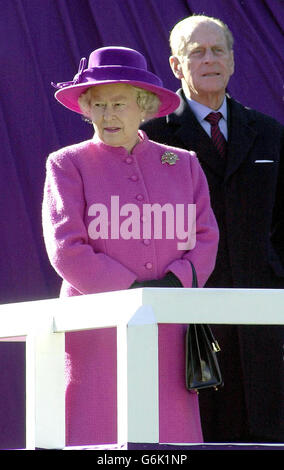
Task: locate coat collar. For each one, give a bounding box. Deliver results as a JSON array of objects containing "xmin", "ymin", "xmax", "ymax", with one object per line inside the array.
[
  {"xmin": 92, "ymin": 129, "xmax": 150, "ymax": 156},
  {"xmin": 167, "ymin": 89, "xmax": 257, "ymax": 180}
]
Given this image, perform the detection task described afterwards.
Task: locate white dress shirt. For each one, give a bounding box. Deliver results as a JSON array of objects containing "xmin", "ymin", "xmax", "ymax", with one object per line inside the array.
[{"xmin": 186, "ymin": 97, "xmax": 228, "ymax": 140}]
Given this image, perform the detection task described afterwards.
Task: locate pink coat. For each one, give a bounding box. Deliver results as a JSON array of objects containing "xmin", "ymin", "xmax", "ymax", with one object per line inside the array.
[{"xmin": 42, "ymin": 131, "xmax": 219, "ymax": 296}]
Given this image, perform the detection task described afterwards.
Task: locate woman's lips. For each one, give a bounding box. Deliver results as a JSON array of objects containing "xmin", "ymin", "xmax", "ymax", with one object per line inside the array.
[{"xmin": 104, "ymin": 127, "xmax": 121, "ymax": 133}]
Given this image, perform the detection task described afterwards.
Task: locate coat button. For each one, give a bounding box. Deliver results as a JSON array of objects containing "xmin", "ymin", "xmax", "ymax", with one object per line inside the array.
[
  {"xmin": 125, "ymin": 157, "xmax": 133, "ymax": 164},
  {"xmin": 136, "ymin": 194, "xmax": 144, "ymax": 201},
  {"xmin": 145, "ymin": 262, "xmax": 153, "ymax": 270},
  {"xmin": 130, "ymin": 175, "xmax": 138, "ymax": 181},
  {"xmin": 143, "ymin": 239, "xmax": 151, "ymax": 246}
]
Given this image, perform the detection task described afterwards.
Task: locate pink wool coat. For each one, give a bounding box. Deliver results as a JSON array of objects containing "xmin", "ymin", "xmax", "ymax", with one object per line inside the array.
[{"xmin": 42, "ymin": 131, "xmax": 219, "ymax": 296}]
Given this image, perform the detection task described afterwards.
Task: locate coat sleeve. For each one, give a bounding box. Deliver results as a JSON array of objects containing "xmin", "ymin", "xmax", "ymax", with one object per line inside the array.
[
  {"xmin": 165, "ymin": 152, "xmax": 219, "ymax": 287},
  {"xmin": 42, "ymin": 152, "xmax": 137, "ymax": 294}
]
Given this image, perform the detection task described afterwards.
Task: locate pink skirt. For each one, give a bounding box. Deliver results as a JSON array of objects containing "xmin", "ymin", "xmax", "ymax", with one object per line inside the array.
[{"xmin": 65, "ymin": 324, "xmax": 203, "ymax": 446}]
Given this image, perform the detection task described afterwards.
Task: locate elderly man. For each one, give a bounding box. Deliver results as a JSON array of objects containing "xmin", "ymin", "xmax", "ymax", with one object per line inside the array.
[{"xmin": 141, "ymin": 15, "xmax": 284, "ymax": 443}]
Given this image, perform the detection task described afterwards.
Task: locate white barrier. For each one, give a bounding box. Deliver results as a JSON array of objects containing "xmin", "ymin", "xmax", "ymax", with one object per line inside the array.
[{"xmin": 0, "ymin": 288, "xmax": 283, "ymax": 449}]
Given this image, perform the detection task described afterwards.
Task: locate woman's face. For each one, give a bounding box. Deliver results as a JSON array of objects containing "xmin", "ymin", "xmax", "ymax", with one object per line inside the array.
[{"xmin": 88, "ymin": 83, "xmax": 145, "ymax": 152}]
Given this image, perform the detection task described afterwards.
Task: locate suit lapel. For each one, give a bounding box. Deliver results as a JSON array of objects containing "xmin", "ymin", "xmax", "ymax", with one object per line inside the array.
[
  {"xmin": 168, "ymin": 91, "xmax": 258, "ymax": 181},
  {"xmin": 167, "ymin": 90, "xmax": 226, "ymax": 178},
  {"xmin": 225, "ymin": 98, "xmax": 258, "ymax": 180}
]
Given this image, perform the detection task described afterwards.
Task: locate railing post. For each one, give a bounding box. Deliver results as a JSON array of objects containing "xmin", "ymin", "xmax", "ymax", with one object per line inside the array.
[{"xmin": 34, "ymin": 326, "xmax": 66, "ymax": 449}]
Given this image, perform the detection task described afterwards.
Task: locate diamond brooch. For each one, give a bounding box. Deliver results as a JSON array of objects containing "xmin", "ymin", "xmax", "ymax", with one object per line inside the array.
[{"xmin": 161, "ymin": 151, "xmax": 179, "ymax": 165}]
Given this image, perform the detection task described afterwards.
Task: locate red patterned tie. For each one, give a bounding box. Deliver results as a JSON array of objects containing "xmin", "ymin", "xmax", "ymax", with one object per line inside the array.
[{"xmin": 205, "ymin": 112, "xmax": 227, "ymax": 158}]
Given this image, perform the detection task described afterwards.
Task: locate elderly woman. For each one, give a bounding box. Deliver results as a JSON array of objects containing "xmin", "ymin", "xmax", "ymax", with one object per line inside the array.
[
  {"xmin": 44, "ymin": 46, "xmax": 218, "ymax": 296},
  {"xmin": 42, "ymin": 46, "xmax": 219, "ymax": 444}
]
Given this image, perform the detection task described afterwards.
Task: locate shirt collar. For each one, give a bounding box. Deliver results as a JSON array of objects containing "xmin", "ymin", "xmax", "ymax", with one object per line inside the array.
[{"xmin": 186, "ymin": 97, "xmax": 228, "ymax": 123}]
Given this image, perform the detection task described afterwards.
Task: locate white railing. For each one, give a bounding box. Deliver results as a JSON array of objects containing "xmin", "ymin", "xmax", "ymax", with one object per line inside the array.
[{"xmin": 0, "ymin": 288, "xmax": 283, "ymax": 449}]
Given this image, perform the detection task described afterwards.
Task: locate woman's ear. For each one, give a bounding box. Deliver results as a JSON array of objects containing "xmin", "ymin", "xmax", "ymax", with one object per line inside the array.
[
  {"xmin": 140, "ymin": 110, "xmax": 146, "ymax": 122},
  {"xmin": 169, "ymin": 56, "xmax": 184, "ymax": 80}
]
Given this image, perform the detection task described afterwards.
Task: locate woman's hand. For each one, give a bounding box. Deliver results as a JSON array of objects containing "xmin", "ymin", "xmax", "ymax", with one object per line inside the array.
[{"xmin": 129, "ymin": 272, "xmax": 183, "ymax": 289}]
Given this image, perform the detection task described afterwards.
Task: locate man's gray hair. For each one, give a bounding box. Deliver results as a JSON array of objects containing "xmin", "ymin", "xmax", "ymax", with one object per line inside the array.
[{"xmin": 170, "ymin": 15, "xmax": 234, "ymax": 56}]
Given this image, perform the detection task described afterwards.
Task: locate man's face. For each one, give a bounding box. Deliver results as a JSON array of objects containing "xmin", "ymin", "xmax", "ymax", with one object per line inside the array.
[{"xmin": 172, "ymin": 22, "xmax": 234, "ymax": 106}]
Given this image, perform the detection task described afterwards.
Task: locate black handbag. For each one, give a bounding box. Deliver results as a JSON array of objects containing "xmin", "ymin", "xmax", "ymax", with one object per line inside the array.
[{"xmin": 185, "ymin": 262, "xmax": 223, "ymax": 392}]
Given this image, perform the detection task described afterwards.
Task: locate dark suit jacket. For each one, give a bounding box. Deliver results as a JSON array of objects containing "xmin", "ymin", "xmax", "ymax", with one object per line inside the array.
[
  {"xmin": 141, "ymin": 89, "xmax": 284, "ymax": 289},
  {"xmin": 141, "ymin": 89, "xmax": 284, "ymax": 442}
]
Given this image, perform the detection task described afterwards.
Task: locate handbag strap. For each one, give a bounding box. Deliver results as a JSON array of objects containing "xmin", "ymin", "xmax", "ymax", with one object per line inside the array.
[
  {"xmin": 202, "ymin": 324, "xmax": 221, "ymax": 352},
  {"xmin": 189, "ymin": 261, "xmax": 198, "ymax": 288},
  {"xmin": 189, "ymin": 261, "xmax": 221, "ymax": 353}
]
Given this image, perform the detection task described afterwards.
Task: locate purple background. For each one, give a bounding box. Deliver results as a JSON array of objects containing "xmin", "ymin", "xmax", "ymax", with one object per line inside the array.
[{"xmin": 0, "ymin": 0, "xmax": 283, "ymax": 448}]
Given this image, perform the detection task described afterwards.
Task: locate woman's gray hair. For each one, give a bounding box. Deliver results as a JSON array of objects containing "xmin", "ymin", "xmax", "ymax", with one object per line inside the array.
[
  {"xmin": 170, "ymin": 15, "xmax": 234, "ymax": 57},
  {"xmin": 135, "ymin": 86, "xmax": 161, "ymax": 119},
  {"xmin": 78, "ymin": 84, "xmax": 160, "ymax": 121}
]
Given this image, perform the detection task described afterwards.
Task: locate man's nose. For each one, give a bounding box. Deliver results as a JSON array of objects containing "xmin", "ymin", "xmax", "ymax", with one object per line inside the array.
[{"xmin": 203, "ymin": 48, "xmax": 215, "ymax": 62}]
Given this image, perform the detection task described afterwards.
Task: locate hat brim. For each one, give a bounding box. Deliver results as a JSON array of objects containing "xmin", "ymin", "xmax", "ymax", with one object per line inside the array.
[{"xmin": 54, "ymin": 80, "xmax": 180, "ymax": 118}]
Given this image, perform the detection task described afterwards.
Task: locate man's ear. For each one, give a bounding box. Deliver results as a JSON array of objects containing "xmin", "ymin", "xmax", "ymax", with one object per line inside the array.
[
  {"xmin": 169, "ymin": 55, "xmax": 184, "ymax": 79},
  {"xmin": 229, "ymin": 50, "xmax": 235, "ymax": 76}
]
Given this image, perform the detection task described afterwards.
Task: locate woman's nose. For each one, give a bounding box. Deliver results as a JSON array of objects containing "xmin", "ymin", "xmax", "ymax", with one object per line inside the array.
[{"xmin": 103, "ymin": 105, "xmax": 114, "ymax": 119}]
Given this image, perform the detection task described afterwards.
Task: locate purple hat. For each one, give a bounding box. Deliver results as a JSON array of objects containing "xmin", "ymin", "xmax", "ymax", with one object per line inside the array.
[{"xmin": 52, "ymin": 46, "xmax": 180, "ymax": 117}]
